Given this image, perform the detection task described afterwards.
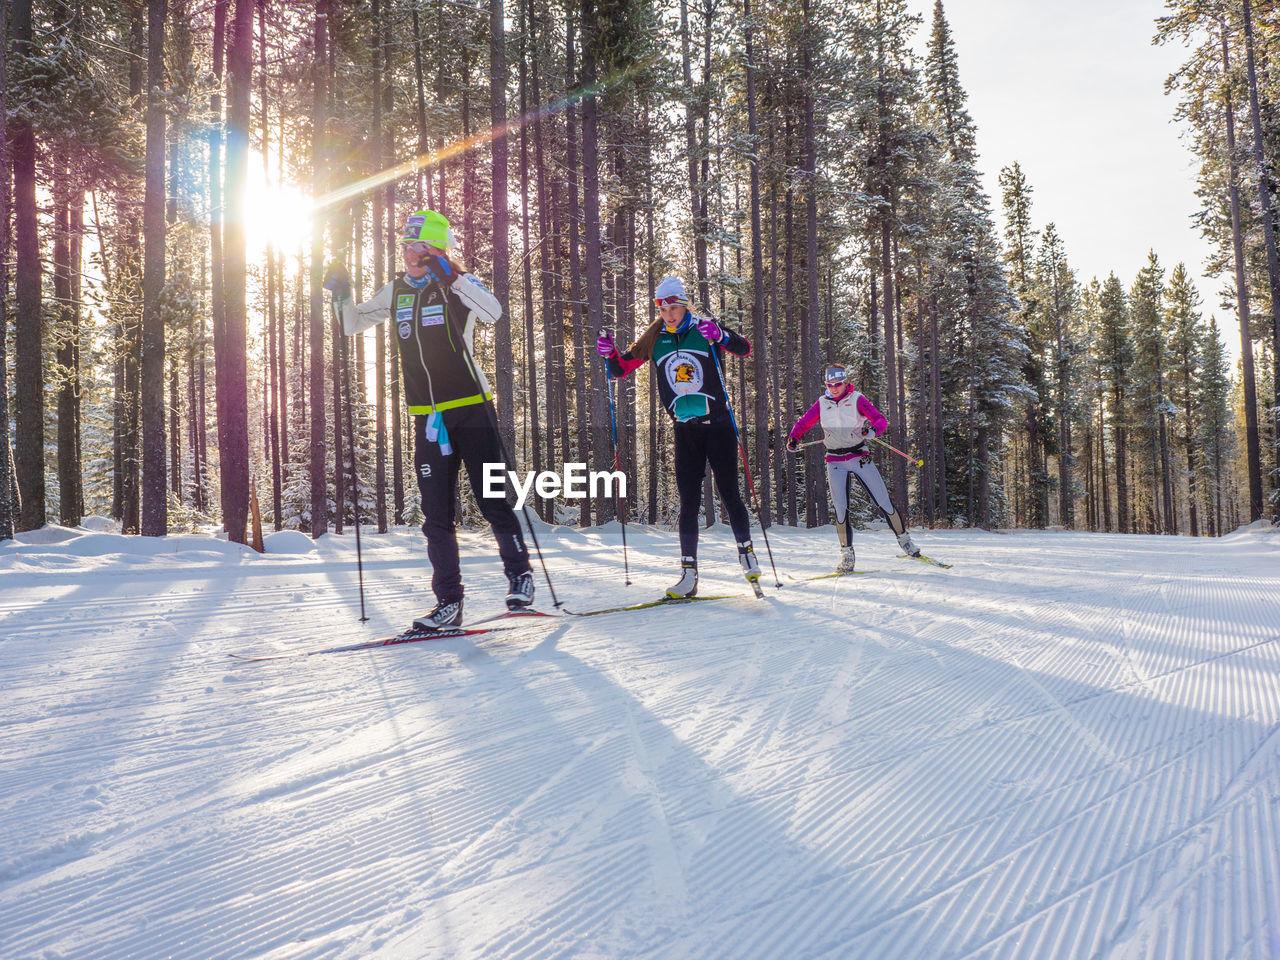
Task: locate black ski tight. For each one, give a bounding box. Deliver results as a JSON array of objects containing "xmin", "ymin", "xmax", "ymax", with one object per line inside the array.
[{"xmin": 674, "ymin": 422, "xmax": 752, "ymax": 558}]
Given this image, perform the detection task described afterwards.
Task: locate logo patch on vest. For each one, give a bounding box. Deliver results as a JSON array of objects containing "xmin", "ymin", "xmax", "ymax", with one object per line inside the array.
[
  {"xmin": 663, "ymin": 350, "xmax": 704, "ymax": 396},
  {"xmin": 396, "ymin": 293, "xmax": 414, "ymax": 328},
  {"xmin": 421, "ymin": 304, "xmax": 445, "ymax": 327},
  {"xmin": 398, "ymin": 321, "xmax": 412, "ymax": 340}
]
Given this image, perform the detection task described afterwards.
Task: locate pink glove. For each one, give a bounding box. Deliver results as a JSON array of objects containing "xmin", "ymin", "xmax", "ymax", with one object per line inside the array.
[
  {"xmin": 697, "ymin": 317, "xmax": 724, "ymax": 343},
  {"xmin": 596, "ymin": 333, "xmax": 617, "ymax": 357}
]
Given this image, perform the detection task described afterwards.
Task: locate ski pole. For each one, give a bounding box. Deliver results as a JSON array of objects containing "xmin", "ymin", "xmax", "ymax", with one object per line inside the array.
[
  {"xmin": 333, "ymin": 299, "xmax": 369, "ymax": 622},
  {"xmin": 707, "ymin": 328, "xmax": 782, "ymax": 588},
  {"xmin": 599, "ymin": 329, "xmax": 632, "ymax": 585},
  {"xmin": 790, "ymin": 438, "xmax": 825, "ymax": 451},
  {"xmin": 870, "ymin": 433, "xmax": 924, "ymax": 466}
]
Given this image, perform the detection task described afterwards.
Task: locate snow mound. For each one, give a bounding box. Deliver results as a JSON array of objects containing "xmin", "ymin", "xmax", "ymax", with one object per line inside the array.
[
  {"xmin": 13, "ymin": 524, "xmax": 83, "ymax": 545},
  {"xmin": 263, "ymin": 530, "xmax": 316, "ymax": 554}
]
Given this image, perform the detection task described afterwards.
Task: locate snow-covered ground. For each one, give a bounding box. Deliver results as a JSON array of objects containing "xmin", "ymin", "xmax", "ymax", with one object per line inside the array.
[{"xmin": 2, "ymin": 520, "xmax": 1278, "ymax": 960}]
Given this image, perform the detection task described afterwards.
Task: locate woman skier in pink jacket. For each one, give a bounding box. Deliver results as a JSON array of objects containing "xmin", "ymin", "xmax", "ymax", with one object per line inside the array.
[{"xmin": 787, "ymin": 364, "xmax": 921, "ymax": 573}]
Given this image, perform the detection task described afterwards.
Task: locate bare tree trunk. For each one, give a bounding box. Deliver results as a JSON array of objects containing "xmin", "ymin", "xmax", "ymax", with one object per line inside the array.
[
  {"xmin": 209, "ymin": 0, "xmax": 227, "ymax": 529},
  {"xmin": 1221, "ymin": 21, "xmax": 1264, "ymax": 521},
  {"xmin": 1240, "ymin": 0, "xmax": 1280, "ymax": 516},
  {"xmin": 566, "ymin": 14, "xmax": 589, "ymax": 524},
  {"xmin": 745, "ymin": 0, "xmax": 769, "ymax": 527},
  {"xmin": 371, "ymin": 0, "xmax": 389, "ymax": 533},
  {"xmin": 55, "ymin": 164, "xmax": 84, "ymax": 526},
  {"xmin": 0, "ymin": 0, "xmax": 14, "ymax": 540},
  {"xmin": 680, "ymin": 0, "xmax": 708, "ymax": 306},
  {"xmin": 141, "ymin": 0, "xmax": 169, "ymax": 535},
  {"xmin": 518, "ymin": 12, "xmax": 544, "ymax": 504},
  {"xmin": 11, "ymin": 0, "xmax": 42, "ymax": 530},
  {"xmin": 491, "ymin": 0, "xmax": 515, "ymax": 458},
  {"xmin": 219, "ymin": 0, "xmax": 253, "ymax": 543},
  {"xmin": 307, "ymin": 0, "xmax": 329, "ymax": 536},
  {"xmin": 803, "ymin": 0, "xmax": 822, "ymax": 526},
  {"xmin": 581, "ymin": 0, "xmax": 611, "ymax": 523},
  {"xmin": 930, "ymin": 292, "xmax": 945, "ymax": 522}
]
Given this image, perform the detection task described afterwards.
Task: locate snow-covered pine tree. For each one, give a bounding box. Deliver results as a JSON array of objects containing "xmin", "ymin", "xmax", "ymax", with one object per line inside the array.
[
  {"xmin": 1164, "ymin": 263, "xmax": 1206, "ymax": 535},
  {"xmin": 1129, "ymin": 251, "xmax": 1176, "ymax": 534},
  {"xmin": 1034, "ymin": 224, "xmax": 1081, "ymax": 529},
  {"xmin": 999, "ymin": 162, "xmax": 1050, "ymax": 528},
  {"xmin": 1097, "ymin": 274, "xmax": 1133, "ymax": 534}
]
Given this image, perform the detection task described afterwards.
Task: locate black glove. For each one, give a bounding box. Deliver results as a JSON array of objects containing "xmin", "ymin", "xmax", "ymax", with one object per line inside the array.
[
  {"xmin": 786, "ymin": 437, "xmax": 800, "ymax": 452},
  {"xmin": 419, "ymin": 254, "xmax": 455, "ymax": 286},
  {"xmin": 323, "ymin": 263, "xmax": 351, "ymax": 302}
]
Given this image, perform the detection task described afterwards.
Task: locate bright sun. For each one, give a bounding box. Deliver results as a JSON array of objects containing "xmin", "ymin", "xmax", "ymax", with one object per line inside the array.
[{"xmin": 244, "ymin": 151, "xmax": 313, "ymax": 257}]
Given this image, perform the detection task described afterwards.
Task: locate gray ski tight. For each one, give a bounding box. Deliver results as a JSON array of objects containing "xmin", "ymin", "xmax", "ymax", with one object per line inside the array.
[{"xmin": 827, "ymin": 456, "xmax": 906, "ymax": 540}]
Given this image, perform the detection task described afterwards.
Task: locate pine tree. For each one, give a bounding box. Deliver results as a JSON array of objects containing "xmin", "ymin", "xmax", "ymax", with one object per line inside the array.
[
  {"xmin": 1097, "ymin": 274, "xmax": 1133, "ymax": 533},
  {"xmin": 1164, "ymin": 263, "xmax": 1205, "ymax": 535},
  {"xmin": 1129, "ymin": 251, "xmax": 1175, "ymax": 533},
  {"xmin": 1199, "ymin": 316, "xmax": 1234, "ymax": 535}
]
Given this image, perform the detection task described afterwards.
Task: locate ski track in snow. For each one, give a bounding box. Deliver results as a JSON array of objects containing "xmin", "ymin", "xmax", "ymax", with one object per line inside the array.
[{"xmin": 2, "ymin": 524, "xmax": 1279, "ymax": 959}]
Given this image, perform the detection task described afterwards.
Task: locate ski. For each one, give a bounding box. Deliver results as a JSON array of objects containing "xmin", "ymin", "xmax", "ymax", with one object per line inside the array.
[
  {"xmin": 229, "ymin": 611, "xmax": 553, "ymax": 662},
  {"xmin": 898, "ymin": 553, "xmax": 952, "ymax": 569},
  {"xmin": 457, "ymin": 608, "xmax": 557, "ymax": 628},
  {"xmin": 746, "ymin": 576, "xmax": 765, "ymax": 598},
  {"xmin": 562, "ymin": 594, "xmax": 743, "ymax": 618},
  {"xmin": 787, "ymin": 570, "xmax": 874, "ymax": 582}
]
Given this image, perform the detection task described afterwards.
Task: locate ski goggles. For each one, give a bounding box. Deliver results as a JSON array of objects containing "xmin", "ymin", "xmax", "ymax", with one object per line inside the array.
[
  {"xmin": 655, "ymin": 294, "xmax": 688, "ymax": 307},
  {"xmin": 824, "ymin": 365, "xmax": 849, "ymax": 385}
]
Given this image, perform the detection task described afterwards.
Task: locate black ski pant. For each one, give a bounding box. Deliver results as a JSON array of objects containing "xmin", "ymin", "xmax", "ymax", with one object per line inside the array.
[
  {"xmin": 673, "ymin": 421, "xmax": 752, "ymax": 558},
  {"xmin": 414, "ymin": 401, "xmax": 530, "ymax": 603}
]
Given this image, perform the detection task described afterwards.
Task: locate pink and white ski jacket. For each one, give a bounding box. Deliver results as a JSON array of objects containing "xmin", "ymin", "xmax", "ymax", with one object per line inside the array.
[{"xmin": 789, "ymin": 390, "xmax": 888, "ymax": 462}]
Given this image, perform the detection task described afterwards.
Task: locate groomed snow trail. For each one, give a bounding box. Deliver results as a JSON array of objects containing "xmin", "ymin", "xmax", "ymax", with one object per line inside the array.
[{"xmin": 2, "ymin": 524, "xmax": 1278, "ymax": 960}]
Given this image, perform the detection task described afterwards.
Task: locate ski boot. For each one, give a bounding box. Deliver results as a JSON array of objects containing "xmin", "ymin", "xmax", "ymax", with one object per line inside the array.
[
  {"xmin": 666, "ymin": 556, "xmax": 698, "ymax": 599},
  {"xmin": 505, "ymin": 570, "xmax": 535, "ymax": 611},
  {"xmin": 738, "ymin": 541, "xmax": 763, "ymax": 597},
  {"xmin": 896, "ymin": 532, "xmax": 921, "ymax": 558},
  {"xmin": 837, "ymin": 546, "xmax": 857, "ymax": 574},
  {"xmin": 413, "ymin": 598, "xmax": 464, "ymax": 631}
]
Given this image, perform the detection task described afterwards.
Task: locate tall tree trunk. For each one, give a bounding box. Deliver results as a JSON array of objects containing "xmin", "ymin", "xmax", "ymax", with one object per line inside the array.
[
  {"xmin": 566, "ymin": 14, "xmax": 589, "ymax": 524},
  {"xmin": 308, "ymin": 0, "xmax": 329, "ymax": 536},
  {"xmin": 744, "ymin": 0, "xmax": 769, "ymax": 526},
  {"xmin": 11, "ymin": 0, "xmax": 42, "ymax": 530},
  {"xmin": 1241, "ymin": 0, "xmax": 1280, "ymax": 516},
  {"xmin": 491, "ymin": 0, "xmax": 515, "ymax": 458},
  {"xmin": 803, "ymin": 0, "xmax": 822, "ymax": 525},
  {"xmin": 532, "ymin": 8, "xmax": 561, "ymax": 487},
  {"xmin": 0, "ymin": 0, "xmax": 14, "ymax": 540},
  {"xmin": 930, "ymin": 292, "xmax": 945, "ymax": 522},
  {"xmin": 518, "ymin": 15, "xmax": 544, "ymax": 501},
  {"xmin": 1222, "ymin": 21, "xmax": 1265, "ymax": 522},
  {"xmin": 1099, "ymin": 401, "xmax": 1111, "ymax": 531},
  {"xmin": 372, "ymin": 0, "xmax": 389, "ymax": 533},
  {"xmin": 210, "ymin": 0, "xmax": 228, "ymax": 529},
  {"xmin": 219, "ymin": 0, "xmax": 252, "ymax": 543},
  {"xmin": 141, "ymin": 0, "xmax": 169, "ymax": 536},
  {"xmin": 55, "ymin": 163, "xmax": 83, "ymax": 526},
  {"xmin": 1158, "ymin": 370, "xmax": 1174, "ymax": 533},
  {"xmin": 784, "ymin": 179, "xmax": 798, "ymax": 527},
  {"xmin": 580, "ymin": 0, "xmax": 611, "ymax": 522},
  {"xmin": 680, "ymin": 0, "xmax": 708, "ymax": 306}
]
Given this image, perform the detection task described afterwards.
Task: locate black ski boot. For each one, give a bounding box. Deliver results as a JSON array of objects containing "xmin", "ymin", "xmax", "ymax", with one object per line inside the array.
[
  {"xmin": 505, "ymin": 570, "xmax": 535, "ymax": 611},
  {"xmin": 413, "ymin": 598, "xmax": 464, "ymax": 631}
]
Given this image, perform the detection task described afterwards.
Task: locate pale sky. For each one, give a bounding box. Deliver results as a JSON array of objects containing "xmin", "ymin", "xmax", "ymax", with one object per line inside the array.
[{"xmin": 911, "ymin": 0, "xmax": 1239, "ymax": 357}]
